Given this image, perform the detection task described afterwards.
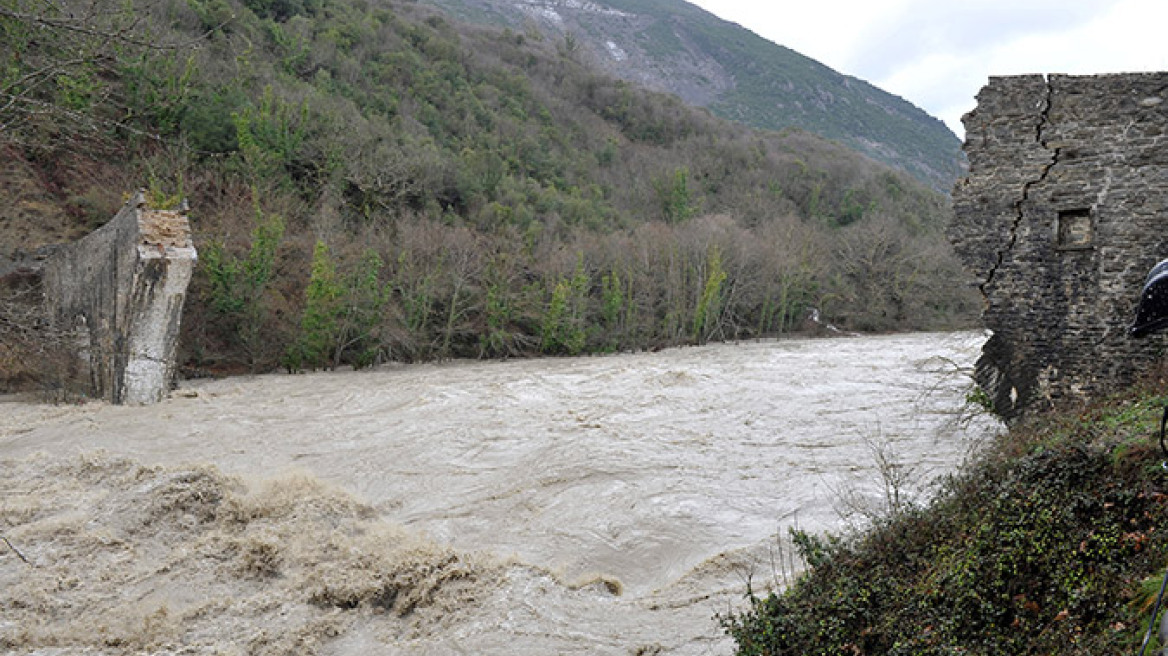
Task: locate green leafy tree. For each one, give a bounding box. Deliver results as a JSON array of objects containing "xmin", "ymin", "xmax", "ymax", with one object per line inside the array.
[
  {"xmin": 693, "ymin": 246, "xmax": 727, "ymax": 343},
  {"xmin": 289, "ymin": 240, "xmax": 343, "ymax": 370},
  {"xmin": 392, "ymin": 249, "xmax": 438, "ymax": 359},
  {"xmin": 288, "ymin": 244, "xmax": 386, "ymax": 371},
  {"xmin": 600, "ymin": 268, "xmax": 626, "ymax": 351},
  {"xmin": 478, "ymin": 254, "xmax": 525, "ymax": 358},
  {"xmin": 481, "ymin": 280, "xmax": 513, "ymax": 357},
  {"xmin": 539, "ymin": 257, "xmax": 589, "ymax": 355},
  {"xmin": 201, "ymin": 199, "xmax": 285, "ymax": 369},
  {"xmin": 121, "ymin": 52, "xmax": 196, "ymax": 137},
  {"xmin": 336, "ymin": 249, "xmax": 387, "ymax": 368},
  {"xmin": 656, "ymin": 167, "xmax": 695, "ymax": 223},
  {"xmin": 232, "ymin": 85, "xmax": 308, "ymax": 183},
  {"xmin": 1, "ymin": 0, "xmax": 136, "ymax": 137}
]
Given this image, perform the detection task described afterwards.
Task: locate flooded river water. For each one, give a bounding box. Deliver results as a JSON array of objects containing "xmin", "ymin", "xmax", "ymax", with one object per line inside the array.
[{"xmin": 1, "ymin": 331, "xmax": 1000, "ymax": 655}]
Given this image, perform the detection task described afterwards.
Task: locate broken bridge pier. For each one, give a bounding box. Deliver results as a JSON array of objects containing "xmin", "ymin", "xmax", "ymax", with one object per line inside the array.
[{"xmin": 43, "ymin": 191, "xmax": 197, "ymax": 404}]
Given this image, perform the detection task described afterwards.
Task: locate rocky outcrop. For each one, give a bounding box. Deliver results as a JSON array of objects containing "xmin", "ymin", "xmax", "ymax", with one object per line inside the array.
[
  {"xmin": 951, "ymin": 73, "xmax": 1168, "ymax": 420},
  {"xmin": 42, "ymin": 191, "xmax": 197, "ymax": 404}
]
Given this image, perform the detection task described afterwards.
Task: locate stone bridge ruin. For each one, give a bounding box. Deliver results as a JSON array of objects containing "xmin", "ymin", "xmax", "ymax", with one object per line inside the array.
[
  {"xmin": 41, "ymin": 191, "xmax": 197, "ymax": 404},
  {"xmin": 950, "ymin": 72, "xmax": 1168, "ymax": 420}
]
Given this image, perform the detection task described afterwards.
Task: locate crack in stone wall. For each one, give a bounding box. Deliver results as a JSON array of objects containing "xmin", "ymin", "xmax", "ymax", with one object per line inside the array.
[
  {"xmin": 950, "ymin": 73, "xmax": 1168, "ymax": 421},
  {"xmin": 981, "ymin": 77, "xmax": 1060, "ymax": 296}
]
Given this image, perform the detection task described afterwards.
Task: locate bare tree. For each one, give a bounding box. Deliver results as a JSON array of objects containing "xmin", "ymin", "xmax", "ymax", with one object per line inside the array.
[
  {"xmin": 0, "ymin": 0, "xmax": 217, "ymax": 143},
  {"xmin": 0, "ymin": 271, "xmax": 84, "ymax": 397}
]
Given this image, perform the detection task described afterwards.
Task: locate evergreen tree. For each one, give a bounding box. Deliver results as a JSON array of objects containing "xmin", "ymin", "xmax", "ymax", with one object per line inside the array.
[{"xmin": 291, "ymin": 240, "xmax": 343, "ymax": 370}]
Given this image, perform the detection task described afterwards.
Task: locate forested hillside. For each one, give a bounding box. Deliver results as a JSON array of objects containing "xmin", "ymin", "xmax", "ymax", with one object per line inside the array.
[
  {"xmin": 423, "ymin": 0, "xmax": 967, "ymax": 191},
  {"xmin": 0, "ymin": 0, "xmax": 977, "ymax": 385}
]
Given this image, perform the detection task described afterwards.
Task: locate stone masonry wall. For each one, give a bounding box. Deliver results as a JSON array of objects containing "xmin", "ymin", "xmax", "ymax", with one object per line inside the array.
[
  {"xmin": 951, "ymin": 73, "xmax": 1168, "ymax": 421},
  {"xmin": 42, "ymin": 191, "xmax": 197, "ymax": 404}
]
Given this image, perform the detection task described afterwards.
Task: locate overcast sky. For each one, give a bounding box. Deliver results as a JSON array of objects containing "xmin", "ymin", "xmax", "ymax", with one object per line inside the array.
[{"xmin": 686, "ymin": 0, "xmax": 1168, "ymax": 138}]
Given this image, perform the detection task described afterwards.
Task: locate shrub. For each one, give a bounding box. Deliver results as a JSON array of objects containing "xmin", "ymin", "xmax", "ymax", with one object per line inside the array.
[
  {"xmin": 720, "ymin": 392, "xmax": 1168, "ymax": 655},
  {"xmin": 201, "ymin": 199, "xmax": 286, "ymax": 369},
  {"xmin": 539, "ymin": 257, "xmax": 589, "ymax": 355}
]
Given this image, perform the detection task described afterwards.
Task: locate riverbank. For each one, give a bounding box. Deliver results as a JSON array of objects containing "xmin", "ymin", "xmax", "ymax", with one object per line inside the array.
[{"xmin": 722, "ymin": 379, "xmax": 1168, "ymax": 655}]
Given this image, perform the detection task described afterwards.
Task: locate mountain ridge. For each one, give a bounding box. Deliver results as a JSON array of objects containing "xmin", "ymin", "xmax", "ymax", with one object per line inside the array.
[{"xmin": 424, "ymin": 0, "xmax": 967, "ymax": 192}]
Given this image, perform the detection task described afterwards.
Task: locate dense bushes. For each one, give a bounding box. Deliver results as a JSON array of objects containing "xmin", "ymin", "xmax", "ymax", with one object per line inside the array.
[
  {"xmin": 1, "ymin": 0, "xmax": 978, "ymax": 377},
  {"xmin": 721, "ymin": 391, "xmax": 1168, "ymax": 655}
]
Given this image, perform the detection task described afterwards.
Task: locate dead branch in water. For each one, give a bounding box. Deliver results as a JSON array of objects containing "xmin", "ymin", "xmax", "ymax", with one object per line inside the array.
[{"xmin": 1, "ymin": 534, "xmax": 32, "ymax": 565}]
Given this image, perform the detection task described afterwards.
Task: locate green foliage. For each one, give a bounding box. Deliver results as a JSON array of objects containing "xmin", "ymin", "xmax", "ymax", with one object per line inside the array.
[
  {"xmin": 764, "ymin": 267, "xmax": 818, "ymax": 335},
  {"xmin": 242, "ymin": 0, "xmax": 320, "ymax": 22},
  {"xmin": 837, "ymin": 188, "xmax": 867, "ymax": 226},
  {"xmin": 596, "ymin": 138, "xmax": 617, "ymax": 167},
  {"xmin": 600, "ymin": 268, "xmax": 627, "ymax": 350},
  {"xmin": 966, "ymin": 385, "xmax": 996, "ymax": 414},
  {"xmin": 456, "ymin": 147, "xmax": 506, "ymax": 210},
  {"xmin": 692, "ymin": 246, "xmax": 726, "ymax": 343},
  {"xmin": 186, "ymin": 0, "xmax": 235, "ymax": 32},
  {"xmin": 288, "ymin": 243, "xmax": 386, "ymax": 371},
  {"xmin": 232, "ymin": 86, "xmax": 309, "ymax": 183},
  {"xmin": 480, "ymin": 279, "xmax": 514, "ymax": 357},
  {"xmin": 0, "ymin": 0, "xmax": 138, "ymax": 141},
  {"xmin": 721, "ymin": 390, "xmax": 1168, "ymax": 655},
  {"xmin": 478, "ymin": 254, "xmax": 526, "ymax": 358},
  {"xmin": 0, "ymin": 0, "xmax": 979, "ymax": 375},
  {"xmin": 540, "ymin": 257, "xmax": 589, "ymax": 355},
  {"xmin": 341, "ymin": 249, "xmax": 388, "ymax": 368},
  {"xmin": 288, "ymin": 240, "xmax": 343, "ymax": 370},
  {"xmin": 55, "ymin": 69, "xmax": 99, "ymax": 111},
  {"xmin": 655, "ymin": 167, "xmax": 696, "ymax": 224},
  {"xmin": 392, "ymin": 250, "xmax": 438, "ymax": 353},
  {"xmin": 181, "ymin": 87, "xmax": 248, "ymax": 154},
  {"xmin": 121, "ymin": 53, "xmax": 197, "ymax": 137},
  {"xmin": 201, "ymin": 200, "xmax": 285, "ymax": 368},
  {"xmin": 145, "ymin": 175, "xmax": 185, "ymax": 210}
]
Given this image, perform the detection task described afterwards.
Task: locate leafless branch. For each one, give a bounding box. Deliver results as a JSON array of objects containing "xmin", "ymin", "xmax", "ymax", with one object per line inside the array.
[
  {"xmin": 0, "ymin": 6, "xmax": 151, "ymax": 45},
  {"xmin": 0, "ymin": 0, "xmax": 233, "ymax": 145},
  {"xmin": 0, "ymin": 91, "xmax": 160, "ymax": 140},
  {"xmin": 0, "ymin": 0, "xmax": 230, "ymax": 49},
  {"xmin": 1, "ymin": 535, "xmax": 33, "ymax": 566}
]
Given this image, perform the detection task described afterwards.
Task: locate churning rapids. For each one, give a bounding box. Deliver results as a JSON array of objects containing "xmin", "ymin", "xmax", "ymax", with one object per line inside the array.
[{"xmin": 1, "ymin": 331, "xmax": 1001, "ymax": 655}]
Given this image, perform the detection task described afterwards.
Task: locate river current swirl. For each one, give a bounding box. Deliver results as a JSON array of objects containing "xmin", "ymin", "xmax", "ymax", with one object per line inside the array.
[{"xmin": 1, "ymin": 331, "xmax": 1000, "ymax": 654}]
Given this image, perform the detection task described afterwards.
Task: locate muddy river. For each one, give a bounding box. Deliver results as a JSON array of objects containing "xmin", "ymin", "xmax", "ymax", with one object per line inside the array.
[{"xmin": 1, "ymin": 331, "xmax": 1000, "ymax": 655}]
